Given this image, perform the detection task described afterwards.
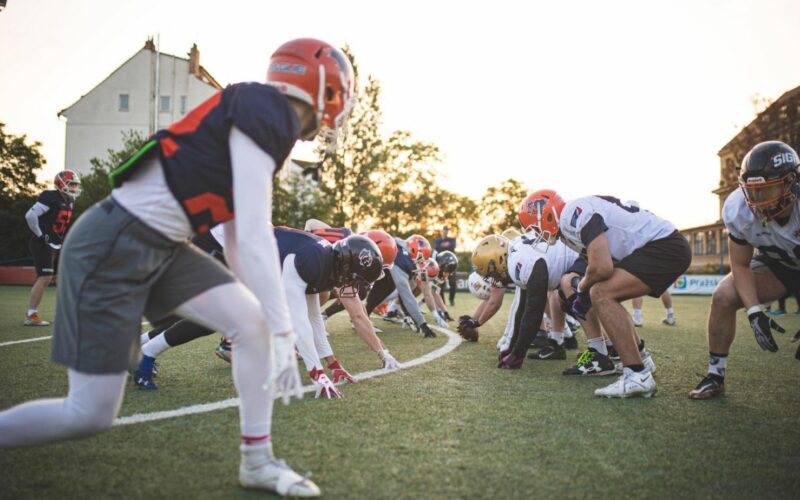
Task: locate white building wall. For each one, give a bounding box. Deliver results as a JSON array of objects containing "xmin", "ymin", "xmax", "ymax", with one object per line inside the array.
[{"xmin": 61, "ymin": 47, "xmax": 220, "ymax": 175}]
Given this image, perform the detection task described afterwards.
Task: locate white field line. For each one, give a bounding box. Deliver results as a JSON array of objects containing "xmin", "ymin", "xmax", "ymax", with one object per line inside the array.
[
  {"xmin": 0, "ymin": 321, "xmax": 151, "ymax": 349},
  {"xmin": 113, "ymin": 326, "xmax": 461, "ymax": 427},
  {"xmin": 0, "ymin": 336, "xmax": 52, "ymax": 347}
]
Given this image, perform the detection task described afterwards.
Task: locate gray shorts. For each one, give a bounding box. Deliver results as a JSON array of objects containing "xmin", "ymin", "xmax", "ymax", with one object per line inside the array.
[{"xmin": 51, "ymin": 197, "xmax": 234, "ymax": 374}]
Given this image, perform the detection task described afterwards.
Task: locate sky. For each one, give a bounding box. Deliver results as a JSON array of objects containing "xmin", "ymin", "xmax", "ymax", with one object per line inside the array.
[{"xmin": 1, "ymin": 0, "xmax": 799, "ymax": 229}]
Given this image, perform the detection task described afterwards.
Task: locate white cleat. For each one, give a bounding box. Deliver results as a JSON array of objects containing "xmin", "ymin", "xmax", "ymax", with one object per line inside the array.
[
  {"xmin": 594, "ymin": 367, "xmax": 657, "ymax": 398},
  {"xmin": 642, "ymin": 352, "xmax": 657, "ymax": 374},
  {"xmin": 240, "ymin": 448, "xmax": 321, "ymax": 497},
  {"xmin": 662, "ymin": 315, "xmax": 676, "ymax": 326}
]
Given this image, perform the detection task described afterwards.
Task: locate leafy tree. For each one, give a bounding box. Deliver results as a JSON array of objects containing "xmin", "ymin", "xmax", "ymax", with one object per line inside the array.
[
  {"xmin": 0, "ymin": 124, "xmax": 47, "ymax": 261},
  {"xmin": 272, "ymin": 170, "xmax": 333, "ymax": 229},
  {"xmin": 475, "ymin": 178, "xmax": 529, "ymax": 237}
]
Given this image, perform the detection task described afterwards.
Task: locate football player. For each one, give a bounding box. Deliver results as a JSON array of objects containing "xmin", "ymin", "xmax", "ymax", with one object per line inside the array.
[
  {"xmin": 431, "ymin": 250, "xmax": 459, "ymax": 323},
  {"xmin": 0, "ymin": 38, "xmax": 356, "ymax": 497},
  {"xmin": 631, "ymin": 291, "xmax": 676, "ymax": 327},
  {"xmin": 324, "ymin": 235, "xmax": 438, "ymax": 338},
  {"xmin": 690, "ymin": 141, "xmax": 800, "ymax": 400},
  {"xmin": 524, "ymin": 189, "xmax": 690, "ymax": 398},
  {"xmin": 22, "ymin": 170, "xmax": 80, "ymax": 326}
]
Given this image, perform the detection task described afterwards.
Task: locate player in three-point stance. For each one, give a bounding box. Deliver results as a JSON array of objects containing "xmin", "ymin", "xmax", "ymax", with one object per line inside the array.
[
  {"xmin": 689, "ymin": 141, "xmax": 800, "ymax": 399},
  {"xmin": 0, "ymin": 38, "xmax": 356, "ymax": 497},
  {"xmin": 23, "ymin": 170, "xmax": 80, "ymax": 326}
]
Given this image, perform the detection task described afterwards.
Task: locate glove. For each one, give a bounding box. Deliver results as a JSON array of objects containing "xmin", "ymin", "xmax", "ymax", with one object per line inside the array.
[
  {"xmin": 267, "ymin": 332, "xmax": 304, "ymax": 405},
  {"xmin": 569, "ymin": 291, "xmax": 592, "ymax": 320},
  {"xmin": 443, "ymin": 311, "xmax": 454, "ymax": 322},
  {"xmin": 434, "ymin": 310, "xmax": 448, "ymax": 328},
  {"xmin": 328, "ymin": 359, "xmax": 357, "ymax": 383},
  {"xmin": 379, "ymin": 349, "xmax": 402, "ymax": 370},
  {"xmin": 420, "ymin": 322, "xmax": 437, "ymax": 338},
  {"xmin": 747, "ymin": 308, "xmax": 784, "ymax": 352},
  {"xmin": 498, "ymin": 353, "xmax": 524, "ymax": 369},
  {"xmin": 309, "ymin": 368, "xmax": 343, "ymax": 399},
  {"xmin": 457, "ymin": 318, "xmax": 480, "ymax": 342}
]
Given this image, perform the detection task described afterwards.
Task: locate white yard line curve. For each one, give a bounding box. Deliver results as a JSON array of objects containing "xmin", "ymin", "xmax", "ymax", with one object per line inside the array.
[
  {"xmin": 0, "ymin": 321, "xmax": 151, "ymax": 349},
  {"xmin": 113, "ymin": 326, "xmax": 461, "ymax": 427}
]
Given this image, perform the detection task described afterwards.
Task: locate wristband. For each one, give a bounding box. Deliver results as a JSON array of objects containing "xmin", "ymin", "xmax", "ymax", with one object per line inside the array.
[{"xmin": 746, "ymin": 305, "xmax": 762, "ymax": 317}]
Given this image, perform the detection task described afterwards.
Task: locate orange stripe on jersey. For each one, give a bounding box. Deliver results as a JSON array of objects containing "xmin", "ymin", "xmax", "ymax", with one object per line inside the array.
[
  {"xmin": 168, "ymin": 91, "xmax": 222, "ymax": 136},
  {"xmin": 160, "ymin": 137, "xmax": 180, "ymax": 157},
  {"xmin": 311, "ymin": 227, "xmax": 351, "ymax": 243},
  {"xmin": 183, "ymin": 192, "xmax": 234, "ymax": 231}
]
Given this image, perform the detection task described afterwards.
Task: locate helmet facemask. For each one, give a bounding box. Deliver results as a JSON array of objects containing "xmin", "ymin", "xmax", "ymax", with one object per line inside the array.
[{"xmin": 740, "ymin": 172, "xmax": 797, "ymax": 222}]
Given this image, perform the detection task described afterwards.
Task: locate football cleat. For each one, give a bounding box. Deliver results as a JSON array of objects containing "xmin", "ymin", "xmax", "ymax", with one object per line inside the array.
[
  {"xmin": 642, "ymin": 351, "xmax": 657, "ymax": 374},
  {"xmin": 382, "ymin": 310, "xmax": 403, "ymax": 324},
  {"xmin": 563, "ymin": 335, "xmax": 579, "ymax": 350},
  {"xmin": 498, "ymin": 353, "xmax": 524, "ymax": 369},
  {"xmin": 240, "ymin": 444, "xmax": 320, "ymax": 497},
  {"xmin": 214, "ymin": 338, "xmax": 232, "ymax": 364},
  {"xmin": 688, "ymin": 374, "xmax": 725, "ymax": 400},
  {"xmin": 633, "ymin": 318, "xmax": 644, "ymax": 327},
  {"xmin": 607, "ymin": 344, "xmax": 620, "ymax": 361},
  {"xmin": 527, "ymin": 339, "xmax": 566, "ymax": 360},
  {"xmin": 594, "ymin": 367, "xmax": 656, "ymax": 398},
  {"xmin": 563, "ymin": 348, "xmax": 617, "ymax": 376},
  {"xmin": 133, "ymin": 355, "xmax": 158, "ymax": 390},
  {"xmin": 565, "ymin": 315, "xmax": 581, "ymax": 333},
  {"xmin": 530, "ymin": 329, "xmax": 549, "ymax": 349},
  {"xmin": 662, "ymin": 315, "xmax": 676, "ymax": 326},
  {"xmin": 23, "ymin": 312, "xmax": 50, "ymax": 326}
]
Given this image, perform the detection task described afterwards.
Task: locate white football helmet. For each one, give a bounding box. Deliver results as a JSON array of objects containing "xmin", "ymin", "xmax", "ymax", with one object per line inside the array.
[{"xmin": 468, "ymin": 272, "xmax": 493, "ymax": 301}]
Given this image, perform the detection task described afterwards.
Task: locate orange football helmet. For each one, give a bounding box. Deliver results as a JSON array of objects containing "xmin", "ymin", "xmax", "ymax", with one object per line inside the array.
[
  {"xmin": 267, "ymin": 38, "xmax": 355, "ymax": 139},
  {"xmin": 406, "ymin": 234, "xmax": 432, "ymax": 262},
  {"xmin": 418, "ymin": 258, "xmax": 440, "ymax": 280},
  {"xmin": 518, "ymin": 189, "xmax": 565, "ymax": 244},
  {"xmin": 54, "ymin": 170, "xmax": 81, "ymax": 197},
  {"xmin": 361, "ymin": 229, "xmax": 398, "ymax": 269}
]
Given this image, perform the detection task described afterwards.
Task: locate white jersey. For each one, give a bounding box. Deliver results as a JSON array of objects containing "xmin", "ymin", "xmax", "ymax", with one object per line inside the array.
[
  {"xmin": 559, "ymin": 196, "xmax": 676, "ymax": 260},
  {"xmin": 723, "ymin": 189, "xmax": 800, "ymax": 270},
  {"xmin": 507, "ymin": 235, "xmax": 579, "ymax": 291}
]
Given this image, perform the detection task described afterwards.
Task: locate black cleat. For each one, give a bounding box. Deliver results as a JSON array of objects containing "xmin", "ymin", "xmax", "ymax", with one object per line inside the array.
[
  {"xmin": 607, "ymin": 344, "xmax": 620, "ymax": 361},
  {"xmin": 527, "ymin": 339, "xmax": 566, "ymax": 360},
  {"xmin": 563, "ymin": 348, "xmax": 616, "ymax": 376},
  {"xmin": 563, "ymin": 335, "xmax": 579, "ymax": 350},
  {"xmin": 689, "ymin": 373, "xmax": 725, "ymax": 400},
  {"xmin": 530, "ymin": 330, "xmax": 549, "ymax": 349}
]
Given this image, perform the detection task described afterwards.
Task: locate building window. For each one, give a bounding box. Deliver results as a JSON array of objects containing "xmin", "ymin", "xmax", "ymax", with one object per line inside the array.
[
  {"xmin": 119, "ymin": 94, "xmax": 129, "ymax": 112},
  {"xmin": 159, "ymin": 95, "xmax": 171, "ymax": 112},
  {"xmin": 180, "ymin": 95, "xmax": 187, "ymax": 114},
  {"xmin": 693, "ymin": 233, "xmax": 704, "ymax": 255},
  {"xmin": 721, "ymin": 228, "xmax": 729, "ymax": 255},
  {"xmin": 707, "ymin": 230, "xmax": 717, "ymax": 255}
]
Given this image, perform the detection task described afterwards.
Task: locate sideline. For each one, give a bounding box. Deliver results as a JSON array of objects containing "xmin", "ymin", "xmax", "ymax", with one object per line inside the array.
[{"xmin": 113, "ymin": 326, "xmax": 461, "ymax": 427}]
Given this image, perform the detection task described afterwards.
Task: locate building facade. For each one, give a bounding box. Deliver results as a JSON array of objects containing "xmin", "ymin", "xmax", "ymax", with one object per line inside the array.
[
  {"xmin": 58, "ymin": 39, "xmax": 222, "ymax": 175},
  {"xmin": 680, "ymin": 84, "xmax": 800, "ymax": 273}
]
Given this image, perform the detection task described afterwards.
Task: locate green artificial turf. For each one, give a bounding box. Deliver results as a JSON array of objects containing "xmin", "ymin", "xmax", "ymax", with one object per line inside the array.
[{"xmin": 1, "ymin": 285, "xmax": 798, "ymax": 499}]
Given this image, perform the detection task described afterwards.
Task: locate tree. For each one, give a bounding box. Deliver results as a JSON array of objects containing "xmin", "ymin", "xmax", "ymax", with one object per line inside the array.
[
  {"xmin": 272, "ymin": 170, "xmax": 333, "ymax": 229},
  {"xmin": 474, "ymin": 178, "xmax": 529, "ymax": 237},
  {"xmin": 0, "ymin": 124, "xmax": 47, "ymax": 261},
  {"xmin": 0, "ymin": 122, "xmax": 45, "ymax": 199},
  {"xmin": 73, "ymin": 130, "xmax": 146, "ymax": 220}
]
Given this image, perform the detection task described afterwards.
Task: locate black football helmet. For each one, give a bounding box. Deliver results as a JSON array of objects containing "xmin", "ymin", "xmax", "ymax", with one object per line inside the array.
[
  {"xmin": 332, "ymin": 235, "xmax": 384, "ymax": 297},
  {"xmin": 435, "ymin": 250, "xmax": 458, "ymax": 277},
  {"xmin": 739, "ymin": 140, "xmax": 799, "ymax": 222}
]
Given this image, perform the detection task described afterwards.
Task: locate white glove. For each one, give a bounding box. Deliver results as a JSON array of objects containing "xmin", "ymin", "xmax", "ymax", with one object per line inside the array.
[
  {"xmin": 379, "ymin": 349, "xmax": 402, "ymax": 370},
  {"xmin": 312, "ymin": 372, "xmax": 343, "ymax": 399},
  {"xmin": 434, "ymin": 310, "xmax": 448, "ymax": 328},
  {"xmin": 267, "ymin": 332, "xmax": 304, "ymax": 405}
]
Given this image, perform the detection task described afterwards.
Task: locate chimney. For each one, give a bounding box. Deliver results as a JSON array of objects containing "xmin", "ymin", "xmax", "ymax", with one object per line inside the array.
[
  {"xmin": 144, "ymin": 37, "xmax": 155, "ymax": 51},
  {"xmin": 188, "ymin": 43, "xmax": 200, "ymax": 77}
]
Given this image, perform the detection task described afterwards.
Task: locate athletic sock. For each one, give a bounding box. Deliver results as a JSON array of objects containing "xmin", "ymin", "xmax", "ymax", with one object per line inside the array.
[
  {"xmin": 708, "ymin": 352, "xmax": 728, "ymax": 379},
  {"xmin": 27, "ymin": 308, "xmax": 37, "ymax": 317},
  {"xmin": 633, "ymin": 308, "xmax": 642, "ymax": 323},
  {"xmin": 139, "ymin": 332, "xmax": 150, "ymax": 346},
  {"xmin": 587, "ymin": 337, "xmax": 608, "ymax": 355},
  {"xmin": 564, "ymin": 324, "xmax": 574, "ymax": 338},
  {"xmin": 666, "ymin": 308, "xmax": 674, "ymax": 316},
  {"xmin": 548, "ymin": 330, "xmax": 564, "ymax": 345},
  {"xmin": 627, "ymin": 363, "xmax": 645, "ymax": 372},
  {"xmin": 141, "ymin": 333, "xmax": 171, "ymax": 358}
]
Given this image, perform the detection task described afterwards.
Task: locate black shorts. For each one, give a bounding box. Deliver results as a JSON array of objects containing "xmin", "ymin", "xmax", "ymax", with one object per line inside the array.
[
  {"xmin": 566, "ymin": 256, "xmax": 587, "ymax": 277},
  {"xmin": 29, "ymin": 236, "xmax": 58, "ymax": 277},
  {"xmin": 615, "ymin": 231, "xmax": 691, "ymax": 297},
  {"xmin": 752, "ymin": 254, "xmax": 800, "ymax": 294}
]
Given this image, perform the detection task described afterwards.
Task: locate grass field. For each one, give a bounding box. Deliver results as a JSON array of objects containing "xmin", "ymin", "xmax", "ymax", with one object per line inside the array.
[{"xmin": 1, "ymin": 285, "xmax": 799, "ymax": 499}]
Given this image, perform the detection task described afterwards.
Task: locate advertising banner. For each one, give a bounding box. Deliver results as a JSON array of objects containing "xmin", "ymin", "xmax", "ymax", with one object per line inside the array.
[{"xmin": 668, "ymin": 275, "xmax": 724, "ymax": 295}]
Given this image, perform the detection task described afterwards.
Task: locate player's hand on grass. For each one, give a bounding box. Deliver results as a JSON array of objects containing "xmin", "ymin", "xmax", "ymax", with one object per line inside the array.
[
  {"xmin": 328, "ymin": 360, "xmax": 357, "ymax": 383},
  {"xmin": 420, "ymin": 322, "xmax": 437, "ymax": 338},
  {"xmin": 269, "ymin": 331, "xmax": 304, "ymax": 404},
  {"xmin": 747, "ymin": 309, "xmax": 784, "ymax": 352},
  {"xmin": 312, "ymin": 372, "xmax": 343, "ymax": 399},
  {"xmin": 379, "ymin": 349, "xmax": 401, "ymax": 370}
]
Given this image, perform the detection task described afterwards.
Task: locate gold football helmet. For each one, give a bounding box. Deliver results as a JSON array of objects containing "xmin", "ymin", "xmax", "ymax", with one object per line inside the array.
[
  {"xmin": 501, "ymin": 228, "xmax": 521, "ymax": 241},
  {"xmin": 471, "ymin": 234, "xmax": 510, "ymax": 283}
]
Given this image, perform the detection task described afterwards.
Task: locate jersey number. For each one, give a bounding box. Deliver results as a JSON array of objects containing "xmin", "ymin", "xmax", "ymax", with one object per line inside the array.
[
  {"xmin": 51, "ymin": 210, "xmax": 72, "ymax": 235},
  {"xmin": 596, "ymin": 196, "xmax": 640, "ymax": 213}
]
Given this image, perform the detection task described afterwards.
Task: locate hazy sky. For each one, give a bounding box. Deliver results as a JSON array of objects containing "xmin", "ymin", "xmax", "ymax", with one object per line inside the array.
[{"xmin": 2, "ymin": 0, "xmax": 799, "ymax": 229}]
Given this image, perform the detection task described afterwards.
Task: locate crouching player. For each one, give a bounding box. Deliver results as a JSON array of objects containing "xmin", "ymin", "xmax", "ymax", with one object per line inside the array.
[
  {"xmin": 690, "ymin": 141, "xmax": 800, "ymax": 399},
  {"xmin": 0, "ymin": 38, "xmax": 357, "ymax": 496}
]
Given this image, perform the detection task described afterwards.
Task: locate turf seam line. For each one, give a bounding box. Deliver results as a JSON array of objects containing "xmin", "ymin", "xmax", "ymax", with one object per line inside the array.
[{"xmin": 113, "ymin": 326, "xmax": 461, "ymax": 427}]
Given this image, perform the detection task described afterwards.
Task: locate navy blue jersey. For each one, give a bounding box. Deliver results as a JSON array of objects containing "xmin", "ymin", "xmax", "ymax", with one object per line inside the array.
[
  {"xmin": 32, "ymin": 190, "xmax": 75, "ymax": 246},
  {"xmin": 112, "ymin": 83, "xmax": 299, "ymax": 234},
  {"xmin": 393, "ymin": 238, "xmax": 416, "ymax": 276},
  {"xmin": 275, "ymin": 227, "xmax": 335, "ymax": 294}
]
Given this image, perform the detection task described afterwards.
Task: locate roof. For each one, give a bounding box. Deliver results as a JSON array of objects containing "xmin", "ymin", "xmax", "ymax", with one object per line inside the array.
[{"xmin": 58, "ymin": 40, "xmax": 223, "ymax": 117}]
